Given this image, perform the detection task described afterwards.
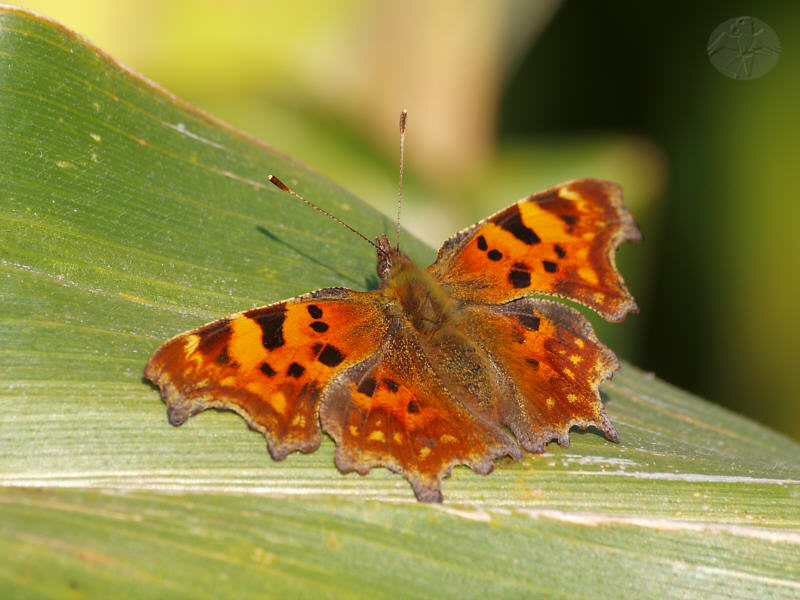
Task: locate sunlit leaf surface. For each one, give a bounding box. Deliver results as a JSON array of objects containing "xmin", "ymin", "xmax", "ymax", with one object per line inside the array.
[{"xmin": 1, "ymin": 7, "xmax": 798, "ymax": 599}]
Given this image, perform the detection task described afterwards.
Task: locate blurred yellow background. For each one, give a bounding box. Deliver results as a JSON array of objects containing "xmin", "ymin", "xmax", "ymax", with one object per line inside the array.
[{"xmin": 15, "ymin": 0, "xmax": 800, "ymax": 439}]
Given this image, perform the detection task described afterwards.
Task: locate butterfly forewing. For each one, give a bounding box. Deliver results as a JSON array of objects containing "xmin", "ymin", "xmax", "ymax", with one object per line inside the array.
[
  {"xmin": 145, "ymin": 288, "xmax": 389, "ymax": 460},
  {"xmin": 428, "ymin": 179, "xmax": 641, "ymax": 321}
]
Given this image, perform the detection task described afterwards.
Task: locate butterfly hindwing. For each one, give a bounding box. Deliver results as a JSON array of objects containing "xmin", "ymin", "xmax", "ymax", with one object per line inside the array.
[
  {"xmin": 145, "ymin": 288, "xmax": 389, "ymax": 460},
  {"xmin": 321, "ymin": 326, "xmax": 521, "ymax": 502},
  {"xmin": 429, "ymin": 179, "xmax": 641, "ymax": 321},
  {"xmin": 463, "ymin": 297, "xmax": 620, "ymax": 453}
]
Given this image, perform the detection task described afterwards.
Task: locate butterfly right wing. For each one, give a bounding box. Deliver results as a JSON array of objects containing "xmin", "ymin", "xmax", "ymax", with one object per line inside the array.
[{"xmin": 144, "ymin": 288, "xmax": 389, "ymax": 460}]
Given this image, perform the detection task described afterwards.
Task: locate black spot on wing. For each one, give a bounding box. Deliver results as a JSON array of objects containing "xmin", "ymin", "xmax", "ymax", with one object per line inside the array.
[
  {"xmin": 517, "ymin": 314, "xmax": 540, "ymax": 331},
  {"xmin": 215, "ymin": 346, "xmax": 231, "ymax": 365},
  {"xmin": 260, "ymin": 362, "xmax": 276, "ymax": 377},
  {"xmin": 526, "ymin": 357, "xmax": 540, "ymax": 369},
  {"xmin": 554, "ymin": 244, "xmax": 566, "ymax": 258},
  {"xmin": 493, "ymin": 204, "xmax": 541, "ymax": 244},
  {"xmin": 307, "ymin": 304, "xmax": 323, "ymax": 319},
  {"xmin": 407, "ymin": 400, "xmax": 420, "ymax": 414},
  {"xmin": 476, "ymin": 235, "xmax": 488, "ymax": 251},
  {"xmin": 508, "ymin": 268, "xmax": 531, "ymax": 289},
  {"xmin": 317, "ymin": 344, "xmax": 344, "ymax": 367},
  {"xmin": 383, "ymin": 378, "xmax": 400, "ymax": 392},
  {"xmin": 357, "ymin": 376, "xmax": 377, "ymax": 397},
  {"xmin": 246, "ymin": 305, "xmax": 287, "ymax": 351},
  {"xmin": 560, "ymin": 214, "xmax": 577, "ymax": 227},
  {"xmin": 487, "ymin": 249, "xmax": 503, "ymax": 261},
  {"xmin": 287, "ymin": 362, "xmax": 305, "ymax": 378},
  {"xmin": 310, "ymin": 321, "xmax": 329, "ymax": 332},
  {"xmin": 542, "ymin": 260, "xmax": 558, "ymax": 273}
]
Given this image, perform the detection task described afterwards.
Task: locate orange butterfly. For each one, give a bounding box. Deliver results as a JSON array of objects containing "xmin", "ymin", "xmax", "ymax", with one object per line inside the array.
[{"xmin": 145, "ymin": 112, "xmax": 640, "ymax": 502}]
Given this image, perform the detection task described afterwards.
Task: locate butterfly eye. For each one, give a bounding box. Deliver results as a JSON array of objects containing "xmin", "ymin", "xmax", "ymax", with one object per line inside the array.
[{"xmin": 377, "ymin": 255, "xmax": 390, "ymax": 280}]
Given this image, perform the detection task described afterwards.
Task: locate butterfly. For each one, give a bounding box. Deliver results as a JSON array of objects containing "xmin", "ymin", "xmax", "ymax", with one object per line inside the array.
[{"xmin": 144, "ymin": 113, "xmax": 640, "ymax": 502}]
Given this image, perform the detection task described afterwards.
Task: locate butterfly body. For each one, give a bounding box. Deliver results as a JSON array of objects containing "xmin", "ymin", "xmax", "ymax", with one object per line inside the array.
[
  {"xmin": 145, "ymin": 179, "xmax": 640, "ymax": 501},
  {"xmin": 380, "ymin": 239, "xmax": 456, "ymax": 337}
]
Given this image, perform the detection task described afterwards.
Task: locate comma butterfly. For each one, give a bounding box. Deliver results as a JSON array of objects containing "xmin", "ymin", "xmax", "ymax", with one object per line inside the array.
[{"xmin": 144, "ymin": 112, "xmax": 640, "ymax": 502}]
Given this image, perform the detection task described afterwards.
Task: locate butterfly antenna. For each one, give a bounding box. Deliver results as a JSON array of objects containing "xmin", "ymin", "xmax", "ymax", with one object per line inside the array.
[
  {"xmin": 395, "ymin": 109, "xmax": 407, "ymax": 251},
  {"xmin": 267, "ymin": 175, "xmax": 382, "ymax": 254}
]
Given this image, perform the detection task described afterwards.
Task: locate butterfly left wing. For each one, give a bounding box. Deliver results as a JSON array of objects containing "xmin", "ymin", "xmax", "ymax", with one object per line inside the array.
[
  {"xmin": 144, "ymin": 288, "xmax": 389, "ymax": 460},
  {"xmin": 428, "ymin": 179, "xmax": 641, "ymax": 321}
]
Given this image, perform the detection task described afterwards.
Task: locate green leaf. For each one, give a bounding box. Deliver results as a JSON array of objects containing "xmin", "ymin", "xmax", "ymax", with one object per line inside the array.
[{"xmin": 1, "ymin": 7, "xmax": 798, "ymax": 599}]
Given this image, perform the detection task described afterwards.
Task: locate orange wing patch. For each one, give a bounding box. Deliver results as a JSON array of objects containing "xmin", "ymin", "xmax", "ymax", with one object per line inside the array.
[
  {"xmin": 464, "ymin": 298, "xmax": 619, "ymax": 453},
  {"xmin": 430, "ymin": 179, "xmax": 641, "ymax": 321},
  {"xmin": 321, "ymin": 331, "xmax": 520, "ymax": 502},
  {"xmin": 145, "ymin": 288, "xmax": 388, "ymax": 460}
]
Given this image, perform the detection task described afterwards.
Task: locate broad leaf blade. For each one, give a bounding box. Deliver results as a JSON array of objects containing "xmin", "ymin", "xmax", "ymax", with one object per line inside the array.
[{"xmin": 1, "ymin": 7, "xmax": 798, "ymax": 599}]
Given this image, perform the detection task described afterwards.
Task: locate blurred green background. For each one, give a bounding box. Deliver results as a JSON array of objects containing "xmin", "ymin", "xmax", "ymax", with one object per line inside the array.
[{"xmin": 13, "ymin": 0, "xmax": 799, "ymax": 440}]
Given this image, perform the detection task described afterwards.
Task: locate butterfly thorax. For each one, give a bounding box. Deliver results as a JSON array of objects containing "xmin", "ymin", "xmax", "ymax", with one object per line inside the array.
[{"xmin": 375, "ymin": 235, "xmax": 455, "ymax": 337}]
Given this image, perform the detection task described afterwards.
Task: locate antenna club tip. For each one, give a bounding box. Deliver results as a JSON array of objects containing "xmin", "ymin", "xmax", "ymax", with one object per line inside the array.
[
  {"xmin": 268, "ymin": 174, "xmax": 290, "ymax": 192},
  {"xmin": 399, "ymin": 110, "xmax": 407, "ymax": 132}
]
